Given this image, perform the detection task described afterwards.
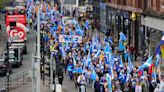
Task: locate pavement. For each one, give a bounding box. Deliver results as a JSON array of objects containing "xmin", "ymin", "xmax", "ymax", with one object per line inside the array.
[
  {"xmin": 0, "ymin": 13, "xmax": 7, "ymax": 55},
  {"xmin": 62, "ymin": 73, "xmax": 94, "ymax": 92}
]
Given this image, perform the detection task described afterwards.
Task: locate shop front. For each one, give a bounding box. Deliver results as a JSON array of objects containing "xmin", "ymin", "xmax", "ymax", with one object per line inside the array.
[
  {"xmin": 141, "ymin": 16, "xmax": 164, "ymax": 56},
  {"xmin": 106, "ymin": 6, "xmax": 142, "ymax": 56}
]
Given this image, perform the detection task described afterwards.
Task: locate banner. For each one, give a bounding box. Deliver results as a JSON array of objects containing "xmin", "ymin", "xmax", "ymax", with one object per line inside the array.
[{"xmin": 59, "ymin": 35, "xmax": 82, "ymax": 43}]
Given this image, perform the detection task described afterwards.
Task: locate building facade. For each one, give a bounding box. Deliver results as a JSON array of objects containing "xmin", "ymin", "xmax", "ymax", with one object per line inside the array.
[
  {"xmin": 105, "ymin": 0, "xmax": 143, "ymax": 55},
  {"xmin": 102, "ymin": 0, "xmax": 164, "ymax": 56}
]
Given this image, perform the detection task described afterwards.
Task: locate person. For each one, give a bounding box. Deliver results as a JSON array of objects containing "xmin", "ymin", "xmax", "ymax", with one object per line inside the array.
[
  {"xmin": 29, "ymin": 18, "xmax": 33, "ymax": 28},
  {"xmin": 77, "ymin": 73, "xmax": 86, "ymax": 92},
  {"xmin": 94, "ymin": 77, "xmax": 101, "ymax": 92},
  {"xmin": 58, "ymin": 66, "xmax": 64, "ymax": 85},
  {"xmin": 0, "ymin": 22, "xmax": 1, "ymax": 31},
  {"xmin": 135, "ymin": 81, "xmax": 142, "ymax": 92}
]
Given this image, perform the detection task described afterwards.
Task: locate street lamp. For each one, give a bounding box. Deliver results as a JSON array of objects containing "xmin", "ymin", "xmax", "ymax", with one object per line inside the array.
[
  {"xmin": 32, "ymin": 1, "xmax": 41, "ymax": 92},
  {"xmin": 6, "ymin": 40, "xmax": 11, "ymax": 92}
]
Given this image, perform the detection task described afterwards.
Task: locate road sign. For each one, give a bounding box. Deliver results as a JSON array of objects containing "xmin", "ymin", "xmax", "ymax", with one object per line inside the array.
[{"xmin": 6, "ymin": 22, "xmax": 26, "ymax": 40}]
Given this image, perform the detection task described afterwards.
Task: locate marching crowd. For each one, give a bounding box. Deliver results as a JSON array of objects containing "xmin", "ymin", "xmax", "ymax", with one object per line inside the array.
[{"xmin": 25, "ymin": 0, "xmax": 164, "ymax": 92}]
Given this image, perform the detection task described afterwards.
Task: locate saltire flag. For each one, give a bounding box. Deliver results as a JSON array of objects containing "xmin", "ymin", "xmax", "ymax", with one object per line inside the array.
[
  {"xmin": 104, "ymin": 36, "xmax": 108, "ymax": 43},
  {"xmin": 126, "ymin": 72, "xmax": 130, "ymax": 82},
  {"xmin": 93, "ymin": 50, "xmax": 101, "ymax": 58},
  {"xmin": 127, "ymin": 55, "xmax": 133, "ymax": 73},
  {"xmin": 119, "ymin": 56, "xmax": 124, "ymax": 67},
  {"xmin": 67, "ymin": 65, "xmax": 73, "ymax": 71},
  {"xmin": 73, "ymin": 56, "xmax": 77, "ymax": 67},
  {"xmin": 141, "ymin": 55, "xmax": 153, "ymax": 69},
  {"xmin": 109, "ymin": 64, "xmax": 114, "ymax": 79},
  {"xmin": 84, "ymin": 20, "xmax": 90, "ymax": 30},
  {"xmin": 92, "ymin": 41, "xmax": 97, "ymax": 52},
  {"xmin": 95, "ymin": 32, "xmax": 99, "ymax": 45},
  {"xmin": 75, "ymin": 25, "xmax": 83, "ymax": 36},
  {"xmin": 119, "ymin": 32, "xmax": 126, "ymax": 41},
  {"xmin": 155, "ymin": 53, "xmax": 161, "ymax": 67},
  {"xmin": 109, "ymin": 36, "xmax": 113, "ymax": 45},
  {"xmin": 106, "ymin": 73, "xmax": 112, "ymax": 92},
  {"xmin": 83, "ymin": 44, "xmax": 87, "ymax": 54},
  {"xmin": 75, "ymin": 67, "xmax": 83, "ymax": 73},
  {"xmin": 104, "ymin": 43, "xmax": 112, "ymax": 54},
  {"xmin": 87, "ymin": 51, "xmax": 91, "ymax": 67},
  {"xmin": 90, "ymin": 69, "xmax": 97, "ymax": 80},
  {"xmin": 119, "ymin": 72, "xmax": 125, "ymax": 83},
  {"xmin": 118, "ymin": 41, "xmax": 125, "ymax": 51}
]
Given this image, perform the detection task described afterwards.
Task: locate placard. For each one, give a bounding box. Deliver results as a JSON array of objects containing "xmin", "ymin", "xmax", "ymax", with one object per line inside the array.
[{"xmin": 59, "ymin": 35, "xmax": 82, "ymax": 43}]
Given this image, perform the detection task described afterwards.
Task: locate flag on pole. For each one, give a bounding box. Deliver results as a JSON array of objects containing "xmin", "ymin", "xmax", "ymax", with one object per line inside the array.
[
  {"xmin": 104, "ymin": 43, "xmax": 112, "ymax": 54},
  {"xmin": 91, "ymin": 69, "xmax": 97, "ymax": 80},
  {"xmin": 87, "ymin": 51, "xmax": 91, "ymax": 67},
  {"xmin": 141, "ymin": 56, "xmax": 153, "ymax": 69},
  {"xmin": 118, "ymin": 41, "xmax": 125, "ymax": 51},
  {"xmin": 127, "ymin": 55, "xmax": 133, "ymax": 73},
  {"xmin": 93, "ymin": 50, "xmax": 101, "ymax": 58},
  {"xmin": 156, "ymin": 35, "xmax": 164, "ymax": 55},
  {"xmin": 119, "ymin": 56, "xmax": 124, "ymax": 67},
  {"xmin": 126, "ymin": 72, "xmax": 130, "ymax": 82},
  {"xmin": 155, "ymin": 53, "xmax": 161, "ymax": 67},
  {"xmin": 119, "ymin": 32, "xmax": 126, "ymax": 41},
  {"xmin": 73, "ymin": 56, "xmax": 77, "ymax": 67},
  {"xmin": 106, "ymin": 73, "xmax": 112, "ymax": 92}
]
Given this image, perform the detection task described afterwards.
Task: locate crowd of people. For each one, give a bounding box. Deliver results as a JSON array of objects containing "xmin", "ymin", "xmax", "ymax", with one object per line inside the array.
[{"xmin": 25, "ymin": 0, "xmax": 164, "ymax": 92}]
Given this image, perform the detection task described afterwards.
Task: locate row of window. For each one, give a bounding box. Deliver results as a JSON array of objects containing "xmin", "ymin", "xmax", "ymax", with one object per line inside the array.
[{"xmin": 106, "ymin": 0, "xmax": 161, "ymax": 11}]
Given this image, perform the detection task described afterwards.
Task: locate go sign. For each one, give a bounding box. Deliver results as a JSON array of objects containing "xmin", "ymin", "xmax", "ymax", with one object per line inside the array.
[{"xmin": 6, "ymin": 23, "xmax": 26, "ymax": 40}]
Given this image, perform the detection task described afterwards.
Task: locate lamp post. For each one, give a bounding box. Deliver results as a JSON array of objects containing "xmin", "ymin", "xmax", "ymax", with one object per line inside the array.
[
  {"xmin": 6, "ymin": 41, "xmax": 10, "ymax": 92},
  {"xmin": 32, "ymin": 1, "xmax": 41, "ymax": 92}
]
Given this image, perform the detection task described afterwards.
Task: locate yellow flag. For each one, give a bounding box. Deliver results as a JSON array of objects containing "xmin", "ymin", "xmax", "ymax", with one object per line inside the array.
[{"xmin": 160, "ymin": 45, "xmax": 164, "ymax": 59}]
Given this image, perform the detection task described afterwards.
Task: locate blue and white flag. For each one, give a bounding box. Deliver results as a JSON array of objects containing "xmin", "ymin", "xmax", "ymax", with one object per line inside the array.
[
  {"xmin": 155, "ymin": 53, "xmax": 160, "ymax": 67},
  {"xmin": 86, "ymin": 51, "xmax": 91, "ymax": 67},
  {"xmin": 84, "ymin": 20, "xmax": 90, "ymax": 30},
  {"xmin": 126, "ymin": 72, "xmax": 130, "ymax": 82},
  {"xmin": 61, "ymin": 44, "xmax": 66, "ymax": 58},
  {"xmin": 141, "ymin": 55, "xmax": 153, "ymax": 68},
  {"xmin": 119, "ymin": 56, "xmax": 124, "ymax": 67},
  {"xmin": 91, "ymin": 69, "xmax": 97, "ymax": 80},
  {"xmin": 104, "ymin": 43, "xmax": 112, "ymax": 54},
  {"xmin": 118, "ymin": 41, "xmax": 125, "ymax": 51},
  {"xmin": 106, "ymin": 73, "xmax": 112, "ymax": 92},
  {"xmin": 75, "ymin": 67, "xmax": 83, "ymax": 73},
  {"xmin": 93, "ymin": 50, "xmax": 101, "ymax": 58},
  {"xmin": 119, "ymin": 32, "xmax": 126, "ymax": 41},
  {"xmin": 127, "ymin": 55, "xmax": 133, "ymax": 73},
  {"xmin": 73, "ymin": 56, "xmax": 77, "ymax": 67}
]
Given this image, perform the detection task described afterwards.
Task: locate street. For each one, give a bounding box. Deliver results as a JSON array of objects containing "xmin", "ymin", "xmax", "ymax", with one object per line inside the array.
[{"xmin": 0, "ymin": 22, "xmax": 36, "ymax": 90}]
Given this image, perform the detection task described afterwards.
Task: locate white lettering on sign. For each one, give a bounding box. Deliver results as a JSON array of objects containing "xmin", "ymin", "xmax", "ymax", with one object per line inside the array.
[{"xmin": 59, "ymin": 35, "xmax": 82, "ymax": 43}]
